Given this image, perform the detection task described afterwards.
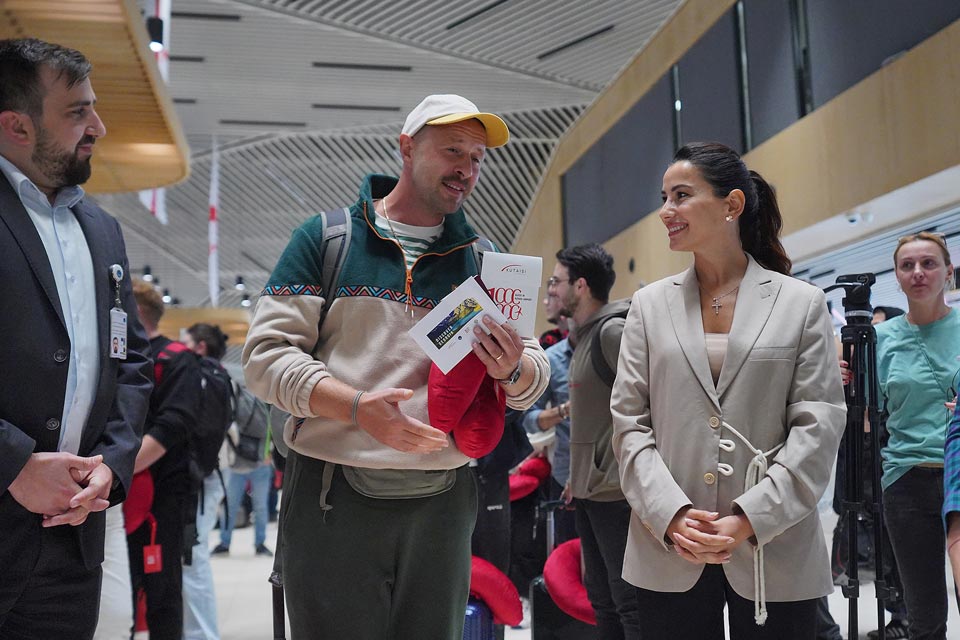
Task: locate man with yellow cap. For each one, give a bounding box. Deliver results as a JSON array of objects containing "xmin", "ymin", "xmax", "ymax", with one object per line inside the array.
[{"xmin": 243, "ymin": 95, "xmax": 549, "ymax": 638}]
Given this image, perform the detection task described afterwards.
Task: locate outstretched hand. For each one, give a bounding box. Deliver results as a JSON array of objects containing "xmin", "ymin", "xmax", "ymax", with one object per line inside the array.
[{"xmin": 354, "ymin": 387, "xmax": 449, "ymax": 454}]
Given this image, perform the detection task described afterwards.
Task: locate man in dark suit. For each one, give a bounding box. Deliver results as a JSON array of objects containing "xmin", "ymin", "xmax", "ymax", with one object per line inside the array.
[{"xmin": 0, "ymin": 38, "xmax": 152, "ymax": 639}]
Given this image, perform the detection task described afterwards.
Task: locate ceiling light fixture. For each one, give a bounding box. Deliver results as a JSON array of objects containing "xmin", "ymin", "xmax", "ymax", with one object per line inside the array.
[
  {"xmin": 235, "ymin": 276, "xmax": 246, "ymax": 291},
  {"xmin": 240, "ymin": 294, "xmax": 252, "ymax": 308},
  {"xmin": 146, "ymin": 17, "xmax": 164, "ymax": 53},
  {"xmin": 142, "ymin": 265, "xmax": 153, "ymax": 283},
  {"xmin": 161, "ymin": 289, "xmax": 172, "ymax": 304}
]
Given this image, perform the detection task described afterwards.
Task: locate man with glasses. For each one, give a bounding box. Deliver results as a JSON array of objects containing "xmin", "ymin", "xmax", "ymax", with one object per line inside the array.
[
  {"xmin": 552, "ymin": 243, "xmax": 640, "ymax": 640},
  {"xmin": 539, "ymin": 287, "xmax": 569, "ymax": 349}
]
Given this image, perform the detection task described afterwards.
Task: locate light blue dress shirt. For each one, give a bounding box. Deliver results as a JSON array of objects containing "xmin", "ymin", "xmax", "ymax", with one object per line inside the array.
[
  {"xmin": 0, "ymin": 154, "xmax": 100, "ymax": 455},
  {"xmin": 523, "ymin": 338, "xmax": 572, "ymax": 486}
]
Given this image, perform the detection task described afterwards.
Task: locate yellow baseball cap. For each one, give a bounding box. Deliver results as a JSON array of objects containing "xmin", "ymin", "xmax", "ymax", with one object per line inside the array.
[{"xmin": 401, "ymin": 94, "xmax": 510, "ymax": 148}]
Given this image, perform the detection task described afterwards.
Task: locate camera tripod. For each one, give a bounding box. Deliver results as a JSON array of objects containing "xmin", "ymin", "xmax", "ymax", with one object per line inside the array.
[{"xmin": 825, "ymin": 274, "xmax": 897, "ymax": 640}]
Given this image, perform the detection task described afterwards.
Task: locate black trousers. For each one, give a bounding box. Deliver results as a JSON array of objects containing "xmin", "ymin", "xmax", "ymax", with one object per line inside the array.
[
  {"xmin": 884, "ymin": 467, "xmax": 948, "ymax": 640},
  {"xmin": 0, "ymin": 524, "xmax": 101, "ymax": 640},
  {"xmin": 575, "ymin": 498, "xmax": 640, "ymax": 640},
  {"xmin": 471, "ymin": 468, "xmax": 511, "ymax": 574},
  {"xmin": 635, "ymin": 564, "xmax": 818, "ymax": 640},
  {"xmin": 127, "ymin": 491, "xmax": 185, "ymax": 640}
]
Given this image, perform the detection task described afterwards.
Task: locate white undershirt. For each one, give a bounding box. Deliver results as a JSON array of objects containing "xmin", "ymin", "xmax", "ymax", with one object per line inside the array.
[{"xmin": 704, "ymin": 332, "xmax": 728, "ymax": 386}]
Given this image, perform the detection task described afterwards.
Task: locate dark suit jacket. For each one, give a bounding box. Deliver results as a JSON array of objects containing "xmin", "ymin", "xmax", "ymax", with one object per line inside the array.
[{"xmin": 0, "ymin": 175, "xmax": 153, "ymax": 573}]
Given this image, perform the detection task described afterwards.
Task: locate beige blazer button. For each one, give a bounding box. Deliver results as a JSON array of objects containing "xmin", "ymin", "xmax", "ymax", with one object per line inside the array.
[
  {"xmin": 709, "ymin": 416, "xmax": 720, "ymax": 428},
  {"xmin": 704, "ymin": 472, "xmax": 716, "ymax": 485}
]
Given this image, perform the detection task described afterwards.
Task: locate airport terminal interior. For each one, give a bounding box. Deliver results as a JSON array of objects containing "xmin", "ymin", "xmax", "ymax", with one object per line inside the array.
[{"xmin": 3, "ymin": 0, "xmax": 960, "ymax": 638}]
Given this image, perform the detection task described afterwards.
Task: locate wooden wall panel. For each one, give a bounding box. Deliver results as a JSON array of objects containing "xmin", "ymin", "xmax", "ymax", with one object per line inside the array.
[
  {"xmin": 159, "ymin": 308, "xmax": 250, "ymax": 346},
  {"xmin": 513, "ymin": 0, "xmax": 737, "ymax": 267}
]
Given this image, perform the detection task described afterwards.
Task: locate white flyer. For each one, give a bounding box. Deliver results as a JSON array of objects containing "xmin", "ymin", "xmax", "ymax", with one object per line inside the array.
[
  {"xmin": 480, "ymin": 252, "xmax": 542, "ymax": 338},
  {"xmin": 408, "ymin": 276, "xmax": 508, "ymax": 374}
]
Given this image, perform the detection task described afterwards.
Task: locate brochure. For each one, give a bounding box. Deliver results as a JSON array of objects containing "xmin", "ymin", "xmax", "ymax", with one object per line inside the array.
[
  {"xmin": 409, "ymin": 276, "xmax": 508, "ymax": 374},
  {"xmin": 480, "ymin": 252, "xmax": 542, "ymax": 338}
]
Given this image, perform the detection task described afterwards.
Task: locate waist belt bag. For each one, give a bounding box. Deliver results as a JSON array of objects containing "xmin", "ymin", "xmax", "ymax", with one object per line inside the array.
[{"xmin": 341, "ymin": 466, "xmax": 457, "ymax": 499}]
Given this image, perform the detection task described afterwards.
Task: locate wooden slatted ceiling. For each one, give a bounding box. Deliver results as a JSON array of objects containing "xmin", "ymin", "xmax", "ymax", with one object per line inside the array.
[{"xmin": 0, "ymin": 0, "xmax": 189, "ymax": 193}]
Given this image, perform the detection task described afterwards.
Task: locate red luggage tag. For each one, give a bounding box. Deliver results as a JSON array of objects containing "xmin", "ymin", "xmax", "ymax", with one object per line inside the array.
[{"xmin": 143, "ymin": 514, "xmax": 162, "ymax": 574}]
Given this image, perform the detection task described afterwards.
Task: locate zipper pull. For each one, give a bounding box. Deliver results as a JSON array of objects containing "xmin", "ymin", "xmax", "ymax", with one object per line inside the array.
[{"xmin": 405, "ymin": 272, "xmax": 414, "ymax": 317}]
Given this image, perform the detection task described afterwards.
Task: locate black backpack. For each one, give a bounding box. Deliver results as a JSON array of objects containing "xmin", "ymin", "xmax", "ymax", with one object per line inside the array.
[{"xmin": 193, "ymin": 356, "xmax": 234, "ymax": 476}]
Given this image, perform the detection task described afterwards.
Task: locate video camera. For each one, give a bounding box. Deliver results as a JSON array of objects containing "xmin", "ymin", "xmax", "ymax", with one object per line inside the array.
[{"xmin": 824, "ymin": 272, "xmax": 876, "ymax": 323}]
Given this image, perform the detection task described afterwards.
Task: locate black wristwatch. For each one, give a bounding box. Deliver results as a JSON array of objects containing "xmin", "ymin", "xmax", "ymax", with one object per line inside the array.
[{"xmin": 499, "ymin": 360, "xmax": 523, "ymax": 386}]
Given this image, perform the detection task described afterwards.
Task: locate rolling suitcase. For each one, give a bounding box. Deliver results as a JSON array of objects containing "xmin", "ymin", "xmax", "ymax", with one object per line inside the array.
[
  {"xmin": 530, "ymin": 501, "xmax": 598, "ymax": 640},
  {"xmin": 463, "ymin": 596, "xmax": 497, "ymax": 640},
  {"xmin": 530, "ymin": 576, "xmax": 598, "ymax": 640}
]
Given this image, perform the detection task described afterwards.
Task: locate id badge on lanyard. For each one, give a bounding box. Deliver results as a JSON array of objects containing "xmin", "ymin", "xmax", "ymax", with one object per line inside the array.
[{"xmin": 109, "ymin": 264, "xmax": 127, "ymax": 360}]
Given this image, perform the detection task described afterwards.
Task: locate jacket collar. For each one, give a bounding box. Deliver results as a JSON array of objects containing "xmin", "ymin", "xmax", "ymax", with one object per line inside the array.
[
  {"xmin": 358, "ymin": 174, "xmax": 479, "ymax": 253},
  {"xmin": 665, "ymin": 254, "xmax": 782, "ymax": 407}
]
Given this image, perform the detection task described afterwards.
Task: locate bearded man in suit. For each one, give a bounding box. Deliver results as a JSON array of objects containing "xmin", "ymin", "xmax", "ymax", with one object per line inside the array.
[{"xmin": 0, "ymin": 38, "xmax": 152, "ymax": 639}]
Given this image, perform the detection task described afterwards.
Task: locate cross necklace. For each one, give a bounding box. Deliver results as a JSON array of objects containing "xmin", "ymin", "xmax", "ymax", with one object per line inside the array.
[{"xmin": 701, "ymin": 283, "xmax": 740, "ymax": 315}]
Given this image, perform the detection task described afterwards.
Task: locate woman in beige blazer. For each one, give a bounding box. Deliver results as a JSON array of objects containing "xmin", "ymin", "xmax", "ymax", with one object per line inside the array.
[{"xmin": 611, "ymin": 142, "xmax": 847, "ymax": 639}]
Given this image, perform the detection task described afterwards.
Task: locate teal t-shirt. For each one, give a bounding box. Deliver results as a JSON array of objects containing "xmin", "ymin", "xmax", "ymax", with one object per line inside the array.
[{"xmin": 876, "ymin": 308, "xmax": 960, "ymax": 490}]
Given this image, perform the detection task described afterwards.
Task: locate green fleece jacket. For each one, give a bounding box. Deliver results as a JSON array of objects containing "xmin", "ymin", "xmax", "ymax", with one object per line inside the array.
[{"xmin": 242, "ymin": 174, "xmax": 549, "ymax": 470}]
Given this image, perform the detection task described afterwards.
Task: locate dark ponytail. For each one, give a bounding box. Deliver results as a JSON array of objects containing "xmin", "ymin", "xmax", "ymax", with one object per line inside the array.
[
  {"xmin": 672, "ymin": 142, "xmax": 792, "ymax": 275},
  {"xmin": 742, "ymin": 170, "xmax": 791, "ymax": 275}
]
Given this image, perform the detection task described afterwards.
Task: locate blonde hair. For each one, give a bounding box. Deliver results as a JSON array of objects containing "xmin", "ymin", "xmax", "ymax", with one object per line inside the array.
[
  {"xmin": 132, "ymin": 279, "xmax": 163, "ymax": 326},
  {"xmin": 893, "ymin": 231, "xmax": 951, "ymax": 266}
]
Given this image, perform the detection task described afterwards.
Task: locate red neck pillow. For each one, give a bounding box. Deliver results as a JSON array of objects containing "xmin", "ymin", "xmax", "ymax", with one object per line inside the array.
[
  {"xmin": 469, "ymin": 556, "xmax": 522, "ymax": 626},
  {"xmin": 543, "ymin": 539, "xmax": 597, "ymax": 626}
]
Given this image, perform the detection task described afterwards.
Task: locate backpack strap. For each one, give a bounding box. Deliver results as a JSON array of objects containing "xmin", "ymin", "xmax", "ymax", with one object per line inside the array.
[
  {"xmin": 318, "ymin": 207, "xmax": 351, "ymax": 331},
  {"xmin": 154, "ymin": 341, "xmax": 191, "ymax": 386},
  {"xmin": 590, "ymin": 314, "xmax": 627, "ymax": 388},
  {"xmin": 470, "ymin": 236, "xmax": 495, "ymax": 273}
]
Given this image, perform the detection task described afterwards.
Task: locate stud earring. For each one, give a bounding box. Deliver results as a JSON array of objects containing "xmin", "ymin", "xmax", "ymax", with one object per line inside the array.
[{"xmin": 725, "ymin": 215, "xmax": 734, "ymax": 222}]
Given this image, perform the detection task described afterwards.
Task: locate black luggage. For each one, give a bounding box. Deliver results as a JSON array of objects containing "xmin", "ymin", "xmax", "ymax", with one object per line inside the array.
[
  {"xmin": 530, "ymin": 576, "xmax": 598, "ymax": 640},
  {"xmin": 530, "ymin": 501, "xmax": 598, "ymax": 640}
]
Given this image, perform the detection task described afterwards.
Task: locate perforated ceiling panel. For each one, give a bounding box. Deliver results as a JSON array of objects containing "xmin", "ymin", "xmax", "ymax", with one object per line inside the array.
[
  {"xmin": 235, "ymin": 0, "xmax": 680, "ymax": 90},
  {"xmin": 98, "ymin": 0, "xmax": 683, "ymax": 306},
  {"xmin": 97, "ymin": 104, "xmax": 584, "ymax": 305}
]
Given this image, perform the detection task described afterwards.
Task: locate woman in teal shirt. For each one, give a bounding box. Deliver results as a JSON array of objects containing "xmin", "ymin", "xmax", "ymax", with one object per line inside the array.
[{"xmin": 875, "ymin": 232, "xmax": 958, "ymax": 640}]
